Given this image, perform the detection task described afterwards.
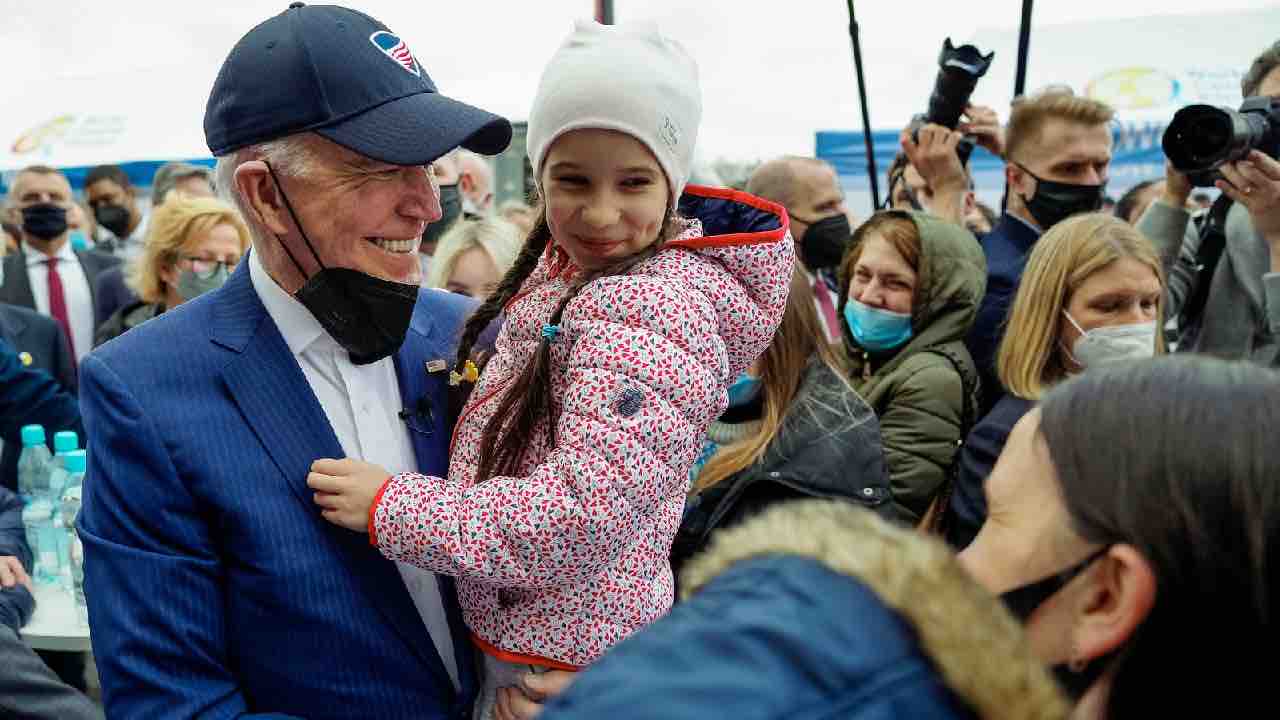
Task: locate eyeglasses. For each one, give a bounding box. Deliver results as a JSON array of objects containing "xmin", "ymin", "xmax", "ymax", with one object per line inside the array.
[{"xmin": 181, "ymin": 256, "xmax": 238, "ymax": 279}]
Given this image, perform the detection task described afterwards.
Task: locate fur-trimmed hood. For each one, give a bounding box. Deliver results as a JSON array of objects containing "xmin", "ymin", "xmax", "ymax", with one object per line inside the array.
[{"xmin": 682, "ymin": 500, "xmax": 1068, "ymax": 720}]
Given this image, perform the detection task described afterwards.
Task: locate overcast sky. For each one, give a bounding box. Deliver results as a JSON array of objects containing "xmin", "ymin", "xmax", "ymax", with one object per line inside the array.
[{"xmin": 1, "ymin": 0, "xmax": 1276, "ymax": 163}]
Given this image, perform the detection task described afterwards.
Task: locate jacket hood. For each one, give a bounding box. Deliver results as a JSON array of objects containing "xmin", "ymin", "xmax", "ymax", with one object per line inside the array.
[
  {"xmin": 670, "ymin": 184, "xmax": 796, "ymax": 377},
  {"xmin": 682, "ymin": 500, "xmax": 1068, "ymax": 720},
  {"xmin": 840, "ymin": 211, "xmax": 986, "ymax": 364}
]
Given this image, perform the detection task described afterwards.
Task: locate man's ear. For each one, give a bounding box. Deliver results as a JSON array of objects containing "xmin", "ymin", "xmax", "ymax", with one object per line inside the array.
[
  {"xmin": 459, "ymin": 171, "xmax": 475, "ymax": 195},
  {"xmin": 234, "ymin": 161, "xmax": 291, "ymax": 236},
  {"xmin": 1070, "ymin": 544, "xmax": 1156, "ymax": 665},
  {"xmin": 964, "ymin": 190, "xmax": 977, "ymax": 218}
]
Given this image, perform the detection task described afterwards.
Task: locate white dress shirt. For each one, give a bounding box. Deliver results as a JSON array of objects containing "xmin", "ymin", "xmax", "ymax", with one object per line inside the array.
[
  {"xmin": 26, "ymin": 240, "xmax": 94, "ymax": 362},
  {"xmin": 94, "ymin": 211, "xmax": 149, "ymax": 261},
  {"xmin": 249, "ymin": 250, "xmax": 460, "ymax": 689}
]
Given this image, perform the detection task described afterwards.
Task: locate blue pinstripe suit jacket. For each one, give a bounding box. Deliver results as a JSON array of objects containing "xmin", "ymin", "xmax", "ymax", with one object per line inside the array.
[{"xmin": 77, "ymin": 262, "xmax": 478, "ymax": 719}]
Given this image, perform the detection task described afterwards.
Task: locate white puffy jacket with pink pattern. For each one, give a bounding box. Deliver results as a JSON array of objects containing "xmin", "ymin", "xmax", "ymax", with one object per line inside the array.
[{"xmin": 371, "ymin": 185, "xmax": 794, "ymax": 666}]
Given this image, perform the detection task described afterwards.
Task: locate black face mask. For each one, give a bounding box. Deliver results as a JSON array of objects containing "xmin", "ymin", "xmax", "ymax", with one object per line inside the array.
[
  {"xmin": 794, "ymin": 212, "xmax": 852, "ymax": 273},
  {"xmin": 265, "ymin": 162, "xmax": 419, "ymax": 366},
  {"xmin": 1015, "ymin": 164, "xmax": 1105, "ymax": 231},
  {"xmin": 421, "ymin": 183, "xmax": 462, "ymax": 251},
  {"xmin": 21, "ymin": 203, "xmax": 69, "ymax": 240},
  {"xmin": 94, "ymin": 203, "xmax": 132, "ymax": 238},
  {"xmin": 999, "ymin": 546, "xmax": 1113, "ymax": 701}
]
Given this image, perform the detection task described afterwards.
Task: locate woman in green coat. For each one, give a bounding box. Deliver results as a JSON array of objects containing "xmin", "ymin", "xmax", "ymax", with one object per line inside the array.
[{"xmin": 838, "ymin": 210, "xmax": 986, "ymax": 525}]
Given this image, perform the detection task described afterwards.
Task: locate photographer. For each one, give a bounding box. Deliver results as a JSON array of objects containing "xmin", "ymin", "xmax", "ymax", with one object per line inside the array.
[
  {"xmin": 1135, "ymin": 41, "xmax": 1280, "ymax": 358},
  {"xmin": 889, "ymin": 105, "xmax": 1005, "ymax": 232},
  {"xmin": 963, "ymin": 88, "xmax": 1114, "ymax": 412}
]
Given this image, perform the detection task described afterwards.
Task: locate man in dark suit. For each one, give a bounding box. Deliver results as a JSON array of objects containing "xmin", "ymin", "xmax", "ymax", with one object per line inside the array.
[
  {"xmin": 77, "ymin": 5, "xmax": 511, "ymax": 718},
  {"xmin": 962, "ymin": 89, "xmax": 1115, "ymax": 413},
  {"xmin": 2, "ymin": 166, "xmax": 121, "ymax": 370},
  {"xmin": 0, "ymin": 301, "xmax": 76, "ymax": 491}
]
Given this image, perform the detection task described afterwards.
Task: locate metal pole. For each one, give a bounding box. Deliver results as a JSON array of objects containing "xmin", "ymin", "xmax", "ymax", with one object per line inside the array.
[
  {"xmin": 1014, "ymin": 0, "xmax": 1033, "ymax": 97},
  {"xmin": 595, "ymin": 0, "xmax": 614, "ymax": 24},
  {"xmin": 846, "ymin": 0, "xmax": 880, "ymax": 209}
]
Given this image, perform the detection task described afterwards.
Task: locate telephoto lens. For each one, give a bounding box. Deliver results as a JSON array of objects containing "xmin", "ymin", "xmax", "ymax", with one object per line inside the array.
[
  {"xmin": 924, "ymin": 38, "xmax": 995, "ymax": 130},
  {"xmin": 1162, "ymin": 97, "xmax": 1280, "ymax": 187}
]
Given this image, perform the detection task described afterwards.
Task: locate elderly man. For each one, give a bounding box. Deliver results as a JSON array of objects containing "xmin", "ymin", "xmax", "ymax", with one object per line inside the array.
[
  {"xmin": 77, "ymin": 4, "xmax": 510, "ymax": 718},
  {"xmin": 456, "ymin": 148, "xmax": 495, "ymax": 216},
  {"xmin": 151, "ymin": 161, "xmax": 215, "ymax": 207}
]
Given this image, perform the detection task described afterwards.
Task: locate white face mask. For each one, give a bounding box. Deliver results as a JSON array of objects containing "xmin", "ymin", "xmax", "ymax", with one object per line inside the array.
[{"xmin": 1063, "ymin": 312, "xmax": 1157, "ymax": 369}]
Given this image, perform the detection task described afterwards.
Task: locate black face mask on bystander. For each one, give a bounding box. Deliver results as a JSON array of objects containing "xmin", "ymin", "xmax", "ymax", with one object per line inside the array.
[{"xmin": 998, "ymin": 546, "xmax": 1115, "ymax": 700}]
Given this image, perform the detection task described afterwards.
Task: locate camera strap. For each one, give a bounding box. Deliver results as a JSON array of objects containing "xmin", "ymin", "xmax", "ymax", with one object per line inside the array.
[{"xmin": 1178, "ymin": 194, "xmax": 1234, "ymax": 335}]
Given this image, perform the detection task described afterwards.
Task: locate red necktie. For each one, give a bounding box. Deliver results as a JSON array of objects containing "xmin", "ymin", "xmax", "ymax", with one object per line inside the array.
[
  {"xmin": 46, "ymin": 257, "xmax": 77, "ymax": 367},
  {"xmin": 811, "ymin": 276, "xmax": 841, "ymax": 344}
]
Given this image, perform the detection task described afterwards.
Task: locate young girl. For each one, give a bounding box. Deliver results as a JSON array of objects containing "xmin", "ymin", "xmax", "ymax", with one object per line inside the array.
[{"xmin": 307, "ymin": 20, "xmax": 794, "ymax": 718}]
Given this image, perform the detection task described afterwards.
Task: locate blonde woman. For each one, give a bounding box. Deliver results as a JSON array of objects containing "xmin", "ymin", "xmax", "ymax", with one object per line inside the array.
[
  {"xmin": 422, "ymin": 217, "xmax": 521, "ymax": 299},
  {"xmin": 671, "ymin": 269, "xmax": 891, "ymax": 578},
  {"xmin": 946, "ymin": 213, "xmax": 1164, "ymax": 549},
  {"xmin": 94, "ymin": 195, "xmax": 249, "ymax": 347}
]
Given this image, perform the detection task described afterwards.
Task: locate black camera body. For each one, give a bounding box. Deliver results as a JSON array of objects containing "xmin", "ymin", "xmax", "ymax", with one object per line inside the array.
[
  {"xmin": 908, "ymin": 38, "xmax": 995, "ymax": 167},
  {"xmin": 1162, "ymin": 96, "xmax": 1280, "ymax": 187}
]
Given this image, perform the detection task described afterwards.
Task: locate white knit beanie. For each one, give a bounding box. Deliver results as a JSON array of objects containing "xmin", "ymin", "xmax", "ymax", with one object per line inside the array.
[{"xmin": 526, "ymin": 20, "xmax": 702, "ymax": 204}]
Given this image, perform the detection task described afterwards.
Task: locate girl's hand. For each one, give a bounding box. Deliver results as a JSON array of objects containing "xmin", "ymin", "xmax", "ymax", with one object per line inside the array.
[{"xmin": 307, "ymin": 458, "xmax": 392, "ymax": 533}]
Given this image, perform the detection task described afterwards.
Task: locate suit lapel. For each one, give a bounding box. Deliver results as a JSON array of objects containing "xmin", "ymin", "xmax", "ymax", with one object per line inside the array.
[
  {"xmin": 2, "ymin": 254, "xmax": 36, "ymax": 309},
  {"xmin": 213, "ymin": 265, "xmax": 458, "ymax": 695}
]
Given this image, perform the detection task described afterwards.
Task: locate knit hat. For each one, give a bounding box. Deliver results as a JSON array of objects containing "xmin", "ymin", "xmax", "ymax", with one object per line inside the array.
[{"xmin": 526, "ymin": 20, "xmax": 702, "ymax": 203}]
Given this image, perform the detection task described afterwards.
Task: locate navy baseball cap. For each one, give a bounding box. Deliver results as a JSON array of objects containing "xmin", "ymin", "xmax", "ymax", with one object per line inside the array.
[{"xmin": 204, "ymin": 3, "xmax": 511, "ymax": 165}]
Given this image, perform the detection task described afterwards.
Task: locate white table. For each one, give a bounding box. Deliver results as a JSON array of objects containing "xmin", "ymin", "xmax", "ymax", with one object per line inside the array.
[{"xmin": 23, "ymin": 582, "xmax": 91, "ymax": 652}]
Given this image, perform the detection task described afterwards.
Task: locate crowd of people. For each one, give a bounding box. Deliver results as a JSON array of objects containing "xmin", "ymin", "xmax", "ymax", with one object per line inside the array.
[{"xmin": 1, "ymin": 4, "xmax": 1279, "ymax": 719}]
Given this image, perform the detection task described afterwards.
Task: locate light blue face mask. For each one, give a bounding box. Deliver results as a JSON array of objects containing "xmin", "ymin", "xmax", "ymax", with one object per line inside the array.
[
  {"xmin": 68, "ymin": 230, "xmax": 90, "ymax": 252},
  {"xmin": 726, "ymin": 372, "xmax": 762, "ymax": 408},
  {"xmin": 843, "ymin": 297, "xmax": 913, "ymax": 352}
]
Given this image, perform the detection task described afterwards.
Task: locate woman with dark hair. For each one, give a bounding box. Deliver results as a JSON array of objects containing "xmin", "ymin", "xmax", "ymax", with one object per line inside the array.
[
  {"xmin": 670, "ymin": 268, "xmax": 891, "ymax": 578},
  {"xmin": 959, "ymin": 355, "xmax": 1280, "ymax": 716}
]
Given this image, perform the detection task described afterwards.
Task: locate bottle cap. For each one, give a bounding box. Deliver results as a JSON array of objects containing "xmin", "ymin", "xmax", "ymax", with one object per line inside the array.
[
  {"xmin": 20, "ymin": 425, "xmax": 46, "ymax": 447},
  {"xmin": 54, "ymin": 431, "xmax": 79, "ymax": 454}
]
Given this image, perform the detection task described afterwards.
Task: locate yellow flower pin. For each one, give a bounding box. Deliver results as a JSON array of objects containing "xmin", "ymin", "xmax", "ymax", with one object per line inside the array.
[
  {"xmin": 18, "ymin": 352, "xmax": 33, "ymax": 367},
  {"xmin": 448, "ymin": 360, "xmax": 480, "ymax": 387}
]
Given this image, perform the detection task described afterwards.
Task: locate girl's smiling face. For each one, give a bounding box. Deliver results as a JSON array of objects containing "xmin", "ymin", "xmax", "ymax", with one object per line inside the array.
[{"xmin": 541, "ymin": 129, "xmax": 669, "ymax": 271}]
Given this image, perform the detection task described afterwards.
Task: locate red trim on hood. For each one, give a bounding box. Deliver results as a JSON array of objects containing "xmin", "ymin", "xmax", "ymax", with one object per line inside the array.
[{"xmin": 667, "ymin": 184, "xmax": 791, "ymax": 250}]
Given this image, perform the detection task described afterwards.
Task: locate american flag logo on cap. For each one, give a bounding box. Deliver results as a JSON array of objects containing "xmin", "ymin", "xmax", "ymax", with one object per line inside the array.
[{"xmin": 369, "ymin": 31, "xmax": 420, "ymax": 77}]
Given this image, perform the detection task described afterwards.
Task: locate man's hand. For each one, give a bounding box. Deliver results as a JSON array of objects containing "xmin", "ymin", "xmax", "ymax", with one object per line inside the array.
[
  {"xmin": 1217, "ymin": 151, "xmax": 1280, "ymax": 256},
  {"xmin": 1161, "ymin": 160, "xmax": 1195, "ymax": 210},
  {"xmin": 307, "ymin": 458, "xmax": 392, "ymax": 533},
  {"xmin": 900, "ymin": 124, "xmax": 968, "ymax": 223},
  {"xmin": 0, "ymin": 556, "xmax": 31, "ymax": 592},
  {"xmin": 493, "ymin": 670, "xmax": 578, "ymax": 720},
  {"xmin": 959, "ymin": 104, "xmax": 1005, "ymax": 159}
]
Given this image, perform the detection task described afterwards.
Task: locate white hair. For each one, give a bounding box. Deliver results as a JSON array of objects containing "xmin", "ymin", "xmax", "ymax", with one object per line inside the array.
[
  {"xmin": 424, "ymin": 217, "xmax": 522, "ymax": 290},
  {"xmin": 214, "ymin": 133, "xmax": 325, "ymax": 246},
  {"xmin": 454, "ymin": 149, "xmax": 494, "ymax": 184}
]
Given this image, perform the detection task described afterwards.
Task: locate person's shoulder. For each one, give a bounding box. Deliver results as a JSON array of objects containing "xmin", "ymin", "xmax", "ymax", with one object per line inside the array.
[
  {"xmin": 93, "ymin": 296, "xmax": 214, "ymax": 369},
  {"xmin": 76, "ymin": 248, "xmax": 123, "ymax": 267},
  {"xmin": 0, "ymin": 301, "xmax": 53, "ymax": 329}
]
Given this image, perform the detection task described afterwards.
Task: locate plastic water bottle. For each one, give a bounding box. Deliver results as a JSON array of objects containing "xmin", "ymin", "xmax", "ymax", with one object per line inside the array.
[
  {"xmin": 47, "ymin": 431, "xmax": 79, "ymax": 500},
  {"xmin": 22, "ymin": 497, "xmax": 57, "ymax": 584},
  {"xmin": 61, "ymin": 451, "xmax": 86, "ymax": 608},
  {"xmin": 16, "ymin": 425, "xmax": 52, "ymax": 503}
]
